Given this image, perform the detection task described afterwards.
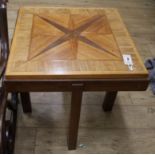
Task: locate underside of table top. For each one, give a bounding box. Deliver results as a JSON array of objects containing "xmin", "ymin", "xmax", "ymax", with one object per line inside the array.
[{"xmin": 5, "ymin": 7, "xmax": 148, "ymax": 80}]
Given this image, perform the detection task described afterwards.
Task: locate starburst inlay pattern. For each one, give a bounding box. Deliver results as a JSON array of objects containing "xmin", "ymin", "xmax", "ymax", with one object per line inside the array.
[
  {"xmin": 6, "ymin": 7, "xmax": 148, "ymax": 81},
  {"xmin": 28, "ymin": 12, "xmax": 121, "ymax": 61}
]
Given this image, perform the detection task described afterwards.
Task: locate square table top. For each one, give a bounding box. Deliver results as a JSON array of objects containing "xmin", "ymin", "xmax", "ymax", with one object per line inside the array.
[{"xmin": 5, "ymin": 7, "xmax": 148, "ymax": 80}]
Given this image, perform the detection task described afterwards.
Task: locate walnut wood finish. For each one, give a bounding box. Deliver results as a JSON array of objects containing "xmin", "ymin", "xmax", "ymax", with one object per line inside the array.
[
  {"xmin": 103, "ymin": 91, "xmax": 118, "ymax": 111},
  {"xmin": 68, "ymin": 83, "xmax": 83, "ymax": 150},
  {"xmin": 5, "ymin": 7, "xmax": 148, "ymax": 80},
  {"xmin": 4, "ymin": 77, "xmax": 148, "ymax": 150},
  {"xmin": 4, "ymin": 6, "xmax": 149, "ymax": 150},
  {"xmin": 20, "ymin": 92, "xmax": 32, "ymax": 113}
]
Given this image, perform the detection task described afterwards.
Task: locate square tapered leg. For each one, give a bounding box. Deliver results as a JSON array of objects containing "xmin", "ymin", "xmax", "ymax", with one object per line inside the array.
[{"xmin": 103, "ymin": 91, "xmax": 117, "ymax": 111}]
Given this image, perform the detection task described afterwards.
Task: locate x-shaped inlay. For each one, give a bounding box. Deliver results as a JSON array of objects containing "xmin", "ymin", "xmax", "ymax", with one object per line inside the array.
[{"xmin": 30, "ymin": 14, "xmax": 118, "ymax": 60}]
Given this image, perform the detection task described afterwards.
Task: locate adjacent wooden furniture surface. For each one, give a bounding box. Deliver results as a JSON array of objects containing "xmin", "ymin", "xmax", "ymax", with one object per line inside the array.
[
  {"xmin": 5, "ymin": 7, "xmax": 148, "ymax": 80},
  {"xmin": 0, "ymin": 0, "xmax": 18, "ymax": 153},
  {"xmin": 4, "ymin": 7, "xmax": 148, "ymax": 150}
]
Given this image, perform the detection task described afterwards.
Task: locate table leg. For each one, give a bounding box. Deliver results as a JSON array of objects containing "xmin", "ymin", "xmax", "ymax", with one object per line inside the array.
[
  {"xmin": 102, "ymin": 91, "xmax": 117, "ymax": 112},
  {"xmin": 20, "ymin": 92, "xmax": 32, "ymax": 113},
  {"xmin": 68, "ymin": 84, "xmax": 83, "ymax": 150}
]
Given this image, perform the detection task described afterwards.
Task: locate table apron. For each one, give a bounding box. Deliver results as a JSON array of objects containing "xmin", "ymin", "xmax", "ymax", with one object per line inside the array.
[{"xmin": 4, "ymin": 78, "xmax": 148, "ymax": 92}]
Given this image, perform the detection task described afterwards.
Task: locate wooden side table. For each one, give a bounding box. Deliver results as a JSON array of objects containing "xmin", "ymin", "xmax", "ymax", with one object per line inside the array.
[{"xmin": 4, "ymin": 7, "xmax": 148, "ymax": 150}]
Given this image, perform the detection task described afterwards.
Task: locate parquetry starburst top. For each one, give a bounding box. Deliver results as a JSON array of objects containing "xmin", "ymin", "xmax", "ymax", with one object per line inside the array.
[
  {"xmin": 28, "ymin": 11, "xmax": 121, "ymax": 61},
  {"xmin": 6, "ymin": 7, "xmax": 148, "ymax": 80}
]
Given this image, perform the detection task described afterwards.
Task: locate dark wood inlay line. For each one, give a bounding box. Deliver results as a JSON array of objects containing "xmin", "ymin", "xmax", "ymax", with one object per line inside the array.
[
  {"xmin": 73, "ymin": 15, "xmax": 103, "ymax": 34},
  {"xmin": 79, "ymin": 35, "xmax": 119, "ymax": 57},
  {"xmin": 30, "ymin": 34, "xmax": 70, "ymax": 60},
  {"xmin": 37, "ymin": 15, "xmax": 70, "ymax": 34}
]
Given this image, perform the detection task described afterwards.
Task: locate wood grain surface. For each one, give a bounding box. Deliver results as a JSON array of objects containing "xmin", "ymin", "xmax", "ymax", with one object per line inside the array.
[{"xmin": 5, "ymin": 7, "xmax": 148, "ymax": 79}]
